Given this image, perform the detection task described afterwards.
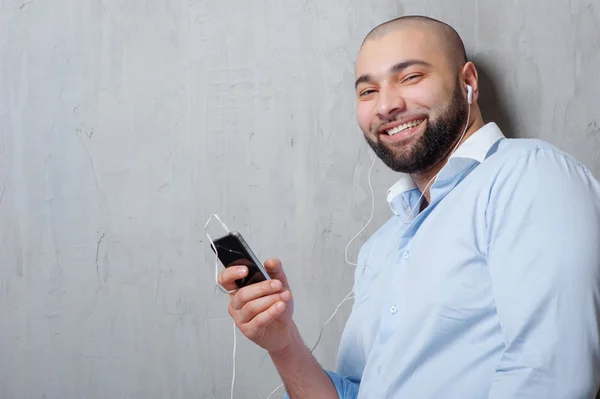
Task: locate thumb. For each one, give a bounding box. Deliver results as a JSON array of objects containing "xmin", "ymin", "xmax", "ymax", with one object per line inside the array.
[{"xmin": 264, "ymin": 258, "xmax": 290, "ymax": 289}]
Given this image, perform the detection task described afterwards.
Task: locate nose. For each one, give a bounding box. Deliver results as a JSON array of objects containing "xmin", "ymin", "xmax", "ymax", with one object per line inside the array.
[{"xmin": 376, "ymin": 84, "xmax": 406, "ymax": 120}]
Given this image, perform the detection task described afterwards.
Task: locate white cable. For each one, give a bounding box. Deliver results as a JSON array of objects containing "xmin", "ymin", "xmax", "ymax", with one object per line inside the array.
[
  {"xmin": 266, "ymin": 383, "xmax": 285, "ymax": 399},
  {"xmin": 231, "ymin": 320, "xmax": 237, "ymax": 399},
  {"xmin": 404, "ymin": 105, "xmax": 471, "ymax": 222},
  {"xmin": 309, "ymin": 291, "xmax": 356, "ymax": 354},
  {"xmin": 204, "ymin": 214, "xmax": 238, "ymax": 397},
  {"xmin": 344, "ymin": 155, "xmax": 377, "ymax": 266}
]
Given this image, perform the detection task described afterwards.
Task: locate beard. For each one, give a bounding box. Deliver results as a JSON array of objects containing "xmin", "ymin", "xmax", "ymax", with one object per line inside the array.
[{"xmin": 364, "ymin": 81, "xmax": 468, "ymax": 174}]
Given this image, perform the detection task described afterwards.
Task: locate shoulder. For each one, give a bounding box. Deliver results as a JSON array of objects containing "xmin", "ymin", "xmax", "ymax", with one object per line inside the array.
[
  {"xmin": 493, "ymin": 137, "xmax": 584, "ymax": 167},
  {"xmin": 484, "ymin": 137, "xmax": 597, "ymax": 190},
  {"xmin": 482, "ymin": 137, "xmax": 600, "ymax": 232}
]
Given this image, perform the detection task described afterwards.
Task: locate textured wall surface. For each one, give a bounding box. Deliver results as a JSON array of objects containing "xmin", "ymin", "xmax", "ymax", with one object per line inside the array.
[{"xmin": 1, "ymin": 1, "xmax": 599, "ymax": 398}]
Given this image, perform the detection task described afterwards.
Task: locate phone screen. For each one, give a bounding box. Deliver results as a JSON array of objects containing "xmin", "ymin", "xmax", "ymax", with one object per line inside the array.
[{"xmin": 211, "ymin": 233, "xmax": 268, "ymax": 288}]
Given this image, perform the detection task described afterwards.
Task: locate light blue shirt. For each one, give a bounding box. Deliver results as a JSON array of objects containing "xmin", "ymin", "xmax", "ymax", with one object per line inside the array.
[{"xmin": 288, "ymin": 123, "xmax": 600, "ymax": 398}]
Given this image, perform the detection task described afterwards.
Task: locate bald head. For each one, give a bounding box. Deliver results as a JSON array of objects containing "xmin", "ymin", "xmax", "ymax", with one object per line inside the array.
[
  {"xmin": 362, "ymin": 16, "xmax": 468, "ymax": 71},
  {"xmin": 354, "ymin": 15, "xmax": 482, "ymax": 176}
]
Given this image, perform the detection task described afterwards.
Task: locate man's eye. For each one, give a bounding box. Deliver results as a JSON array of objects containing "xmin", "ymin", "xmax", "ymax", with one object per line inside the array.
[
  {"xmin": 360, "ymin": 89, "xmax": 377, "ymax": 96},
  {"xmin": 404, "ymin": 74, "xmax": 421, "ymax": 82}
]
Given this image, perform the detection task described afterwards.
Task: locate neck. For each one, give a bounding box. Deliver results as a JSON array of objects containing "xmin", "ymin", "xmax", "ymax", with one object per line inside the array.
[{"xmin": 411, "ymin": 112, "xmax": 485, "ymax": 203}]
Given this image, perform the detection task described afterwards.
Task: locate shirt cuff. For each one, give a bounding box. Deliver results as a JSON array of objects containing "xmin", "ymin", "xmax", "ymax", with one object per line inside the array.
[{"xmin": 282, "ymin": 370, "xmax": 359, "ymax": 399}]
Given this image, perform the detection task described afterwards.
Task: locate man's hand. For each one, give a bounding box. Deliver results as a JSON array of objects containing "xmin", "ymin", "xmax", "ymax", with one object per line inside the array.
[
  {"xmin": 218, "ymin": 258, "xmax": 295, "ymax": 354},
  {"xmin": 219, "ymin": 258, "xmax": 341, "ymax": 398}
]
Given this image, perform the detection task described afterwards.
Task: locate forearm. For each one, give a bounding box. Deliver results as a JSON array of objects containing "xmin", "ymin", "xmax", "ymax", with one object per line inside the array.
[{"xmin": 269, "ymin": 324, "xmax": 338, "ymax": 399}]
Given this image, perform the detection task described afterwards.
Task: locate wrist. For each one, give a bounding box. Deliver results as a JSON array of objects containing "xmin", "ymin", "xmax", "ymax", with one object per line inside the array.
[{"xmin": 269, "ymin": 323, "xmax": 305, "ymax": 360}]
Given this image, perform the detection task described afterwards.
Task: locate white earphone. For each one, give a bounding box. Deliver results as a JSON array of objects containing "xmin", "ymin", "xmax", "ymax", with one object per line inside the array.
[{"xmin": 466, "ymin": 84, "xmax": 473, "ymax": 105}]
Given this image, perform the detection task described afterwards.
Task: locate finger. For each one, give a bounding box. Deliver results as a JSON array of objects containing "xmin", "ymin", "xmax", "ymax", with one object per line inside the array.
[
  {"xmin": 231, "ymin": 279, "xmax": 283, "ymax": 311},
  {"xmin": 240, "ymin": 301, "xmax": 287, "ymax": 341},
  {"xmin": 217, "ymin": 266, "xmax": 248, "ymax": 292},
  {"xmin": 237, "ymin": 290, "xmax": 291, "ymax": 324},
  {"xmin": 263, "ymin": 259, "xmax": 290, "ymax": 289}
]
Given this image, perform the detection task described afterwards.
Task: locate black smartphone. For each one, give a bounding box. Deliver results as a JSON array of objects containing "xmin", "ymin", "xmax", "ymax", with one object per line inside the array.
[{"xmin": 211, "ymin": 231, "xmax": 271, "ymax": 288}]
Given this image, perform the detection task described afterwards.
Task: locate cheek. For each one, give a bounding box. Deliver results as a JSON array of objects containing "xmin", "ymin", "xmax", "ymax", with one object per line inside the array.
[
  {"xmin": 404, "ymin": 88, "xmax": 437, "ymax": 111},
  {"xmin": 402, "ymin": 78, "xmax": 447, "ymax": 113},
  {"xmin": 426, "ymin": 86, "xmax": 454, "ymax": 114},
  {"xmin": 356, "ymin": 102, "xmax": 374, "ymax": 133}
]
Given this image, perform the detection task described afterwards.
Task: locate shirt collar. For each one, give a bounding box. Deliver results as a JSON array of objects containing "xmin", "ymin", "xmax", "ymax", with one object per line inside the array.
[{"xmin": 386, "ymin": 122, "xmax": 505, "ymax": 204}]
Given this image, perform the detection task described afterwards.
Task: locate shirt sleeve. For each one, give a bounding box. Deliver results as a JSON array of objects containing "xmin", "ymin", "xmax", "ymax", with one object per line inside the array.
[
  {"xmin": 282, "ymin": 370, "xmax": 360, "ymax": 398},
  {"xmin": 486, "ymin": 148, "xmax": 600, "ymax": 398}
]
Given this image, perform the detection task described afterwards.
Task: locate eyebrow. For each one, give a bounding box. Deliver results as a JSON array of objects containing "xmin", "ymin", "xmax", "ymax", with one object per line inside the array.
[{"xmin": 354, "ymin": 59, "xmax": 432, "ymax": 89}]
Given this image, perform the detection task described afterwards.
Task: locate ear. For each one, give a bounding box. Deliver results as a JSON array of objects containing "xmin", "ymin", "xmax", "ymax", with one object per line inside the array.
[{"xmin": 461, "ymin": 62, "xmax": 479, "ymax": 104}]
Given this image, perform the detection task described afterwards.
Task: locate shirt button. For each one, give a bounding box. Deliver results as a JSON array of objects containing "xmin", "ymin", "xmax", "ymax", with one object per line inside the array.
[
  {"xmin": 402, "ymin": 251, "xmax": 410, "ymax": 259},
  {"xmin": 390, "ymin": 305, "xmax": 397, "ymax": 314}
]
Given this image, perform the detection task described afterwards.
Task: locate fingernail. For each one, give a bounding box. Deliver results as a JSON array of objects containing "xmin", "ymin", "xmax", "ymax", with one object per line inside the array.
[
  {"xmin": 280, "ymin": 290, "xmax": 291, "ymax": 300},
  {"xmin": 276, "ymin": 302, "xmax": 284, "ymax": 311},
  {"xmin": 271, "ymin": 280, "xmax": 281, "ymax": 290},
  {"xmin": 238, "ymin": 267, "xmax": 246, "ymax": 275}
]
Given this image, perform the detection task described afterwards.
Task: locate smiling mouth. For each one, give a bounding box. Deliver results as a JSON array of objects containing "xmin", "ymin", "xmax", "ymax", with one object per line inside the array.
[{"xmin": 384, "ymin": 119, "xmax": 425, "ymax": 136}]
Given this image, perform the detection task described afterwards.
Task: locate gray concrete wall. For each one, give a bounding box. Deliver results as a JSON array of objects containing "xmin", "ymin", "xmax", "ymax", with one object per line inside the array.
[{"xmin": 0, "ymin": 1, "xmax": 598, "ymax": 398}]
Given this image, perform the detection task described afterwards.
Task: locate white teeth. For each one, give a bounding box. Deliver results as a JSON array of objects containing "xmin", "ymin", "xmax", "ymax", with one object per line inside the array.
[{"xmin": 386, "ymin": 119, "xmax": 424, "ymax": 135}]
